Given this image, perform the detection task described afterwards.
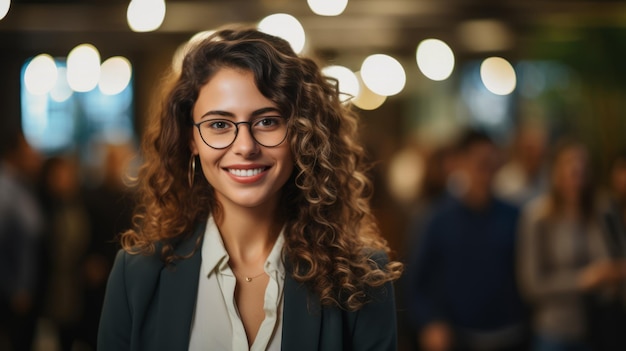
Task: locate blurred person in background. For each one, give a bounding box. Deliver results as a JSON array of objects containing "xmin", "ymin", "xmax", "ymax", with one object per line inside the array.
[
  {"xmin": 82, "ymin": 143, "xmax": 136, "ymax": 349},
  {"xmin": 404, "ymin": 144, "xmax": 456, "ymax": 254},
  {"xmin": 0, "ymin": 132, "xmax": 45, "ymax": 351},
  {"xmin": 588, "ymin": 151, "xmax": 626, "ymax": 350},
  {"xmin": 405, "ymin": 129, "xmax": 528, "ymax": 351},
  {"xmin": 400, "ymin": 144, "xmax": 454, "ymax": 350},
  {"xmin": 517, "ymin": 140, "xmax": 626, "ymax": 351},
  {"xmin": 38, "ymin": 156, "xmax": 91, "ymax": 351},
  {"xmin": 494, "ymin": 123, "xmax": 549, "ymax": 207},
  {"xmin": 414, "ymin": 145, "xmax": 455, "ymax": 218},
  {"xmin": 602, "ymin": 151, "xmax": 626, "ymax": 259}
]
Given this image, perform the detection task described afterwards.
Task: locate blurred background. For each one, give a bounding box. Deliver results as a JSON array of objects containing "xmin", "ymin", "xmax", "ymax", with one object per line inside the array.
[{"xmin": 1, "ymin": 0, "xmax": 626, "ymax": 350}]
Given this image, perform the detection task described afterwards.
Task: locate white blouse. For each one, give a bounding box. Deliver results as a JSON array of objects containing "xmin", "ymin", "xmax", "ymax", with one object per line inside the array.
[{"xmin": 188, "ymin": 216, "xmax": 285, "ymax": 351}]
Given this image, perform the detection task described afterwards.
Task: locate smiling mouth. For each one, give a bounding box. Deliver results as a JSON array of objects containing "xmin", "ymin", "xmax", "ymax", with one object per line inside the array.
[{"xmin": 227, "ymin": 167, "xmax": 268, "ymax": 177}]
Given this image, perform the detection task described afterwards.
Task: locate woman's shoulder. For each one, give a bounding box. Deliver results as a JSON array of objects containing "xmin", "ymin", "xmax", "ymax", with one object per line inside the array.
[
  {"xmin": 115, "ymin": 221, "xmax": 207, "ymax": 272},
  {"xmin": 362, "ymin": 248, "xmax": 390, "ymax": 268},
  {"xmin": 112, "ymin": 248, "xmax": 164, "ymax": 281},
  {"xmin": 520, "ymin": 195, "xmax": 550, "ymax": 221}
]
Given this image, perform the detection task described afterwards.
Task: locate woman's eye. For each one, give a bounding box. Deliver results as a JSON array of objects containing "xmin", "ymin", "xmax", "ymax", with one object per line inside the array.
[
  {"xmin": 209, "ymin": 121, "xmax": 230, "ymax": 129},
  {"xmin": 256, "ymin": 117, "xmax": 280, "ymax": 127}
]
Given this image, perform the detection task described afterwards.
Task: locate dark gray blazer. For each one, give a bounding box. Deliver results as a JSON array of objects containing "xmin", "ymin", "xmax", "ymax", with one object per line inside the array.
[{"xmin": 97, "ymin": 225, "xmax": 398, "ymax": 351}]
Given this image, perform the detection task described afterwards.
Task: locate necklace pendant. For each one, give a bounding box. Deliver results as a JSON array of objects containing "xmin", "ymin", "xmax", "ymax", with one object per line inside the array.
[{"xmin": 245, "ymin": 277, "xmax": 252, "ymax": 282}]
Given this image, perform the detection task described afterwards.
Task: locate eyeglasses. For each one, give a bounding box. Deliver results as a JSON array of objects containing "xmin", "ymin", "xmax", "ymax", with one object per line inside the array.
[{"xmin": 193, "ymin": 116, "xmax": 288, "ymax": 149}]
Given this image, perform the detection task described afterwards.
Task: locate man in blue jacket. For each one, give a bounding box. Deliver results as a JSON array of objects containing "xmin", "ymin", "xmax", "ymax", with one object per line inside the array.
[{"xmin": 406, "ymin": 130, "xmax": 528, "ymax": 351}]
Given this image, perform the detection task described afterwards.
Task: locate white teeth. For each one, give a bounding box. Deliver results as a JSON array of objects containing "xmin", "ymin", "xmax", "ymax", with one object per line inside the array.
[{"xmin": 228, "ymin": 168, "xmax": 265, "ymax": 177}]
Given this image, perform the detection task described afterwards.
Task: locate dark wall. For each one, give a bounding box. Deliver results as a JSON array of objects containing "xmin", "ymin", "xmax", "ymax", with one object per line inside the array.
[{"xmin": 0, "ymin": 50, "xmax": 28, "ymax": 154}]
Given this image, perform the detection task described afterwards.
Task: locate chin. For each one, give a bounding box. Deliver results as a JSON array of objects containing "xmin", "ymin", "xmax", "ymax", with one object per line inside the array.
[{"xmin": 226, "ymin": 193, "xmax": 279, "ymax": 209}]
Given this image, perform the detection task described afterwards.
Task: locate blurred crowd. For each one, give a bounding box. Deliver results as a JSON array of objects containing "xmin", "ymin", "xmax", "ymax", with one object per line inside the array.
[
  {"xmin": 401, "ymin": 126, "xmax": 626, "ymax": 351},
  {"xmin": 0, "ymin": 133, "xmax": 135, "ymax": 351}
]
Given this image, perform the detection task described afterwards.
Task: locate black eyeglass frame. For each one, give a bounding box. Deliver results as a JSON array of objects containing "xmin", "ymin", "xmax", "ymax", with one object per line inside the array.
[{"xmin": 192, "ymin": 117, "xmax": 289, "ymax": 150}]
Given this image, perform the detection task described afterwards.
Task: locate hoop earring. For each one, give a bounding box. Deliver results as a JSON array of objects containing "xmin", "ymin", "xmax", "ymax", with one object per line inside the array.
[{"xmin": 188, "ymin": 155, "xmax": 196, "ymax": 188}]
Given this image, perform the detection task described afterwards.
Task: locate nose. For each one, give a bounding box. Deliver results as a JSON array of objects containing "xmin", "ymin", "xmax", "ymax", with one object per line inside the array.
[{"xmin": 231, "ymin": 123, "xmax": 259, "ymax": 157}]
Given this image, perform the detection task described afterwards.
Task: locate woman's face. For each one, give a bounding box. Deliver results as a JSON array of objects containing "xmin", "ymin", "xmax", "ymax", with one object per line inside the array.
[
  {"xmin": 190, "ymin": 67, "xmax": 294, "ymax": 210},
  {"xmin": 611, "ymin": 161, "xmax": 626, "ymax": 201},
  {"xmin": 553, "ymin": 146, "xmax": 588, "ymax": 198}
]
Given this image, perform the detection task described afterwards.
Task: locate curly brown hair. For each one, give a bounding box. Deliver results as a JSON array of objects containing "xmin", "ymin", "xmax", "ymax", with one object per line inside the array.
[{"xmin": 121, "ymin": 26, "xmax": 402, "ymax": 310}]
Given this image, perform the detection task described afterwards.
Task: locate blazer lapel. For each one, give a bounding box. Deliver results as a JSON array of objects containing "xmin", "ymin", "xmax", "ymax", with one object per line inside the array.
[
  {"xmin": 153, "ymin": 226, "xmax": 204, "ymax": 350},
  {"xmin": 281, "ymin": 269, "xmax": 321, "ymax": 351}
]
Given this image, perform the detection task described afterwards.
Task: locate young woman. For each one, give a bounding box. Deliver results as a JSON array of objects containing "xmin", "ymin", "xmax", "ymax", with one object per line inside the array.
[
  {"xmin": 518, "ymin": 140, "xmax": 625, "ymax": 351},
  {"xmin": 97, "ymin": 27, "xmax": 402, "ymax": 351}
]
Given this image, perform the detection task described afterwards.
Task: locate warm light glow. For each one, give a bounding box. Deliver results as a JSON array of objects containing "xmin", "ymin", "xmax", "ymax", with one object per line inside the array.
[
  {"xmin": 189, "ymin": 30, "xmax": 215, "ymax": 44},
  {"xmin": 99, "ymin": 56, "xmax": 132, "ymax": 95},
  {"xmin": 416, "ymin": 38, "xmax": 455, "ymax": 81},
  {"xmin": 352, "ymin": 71, "xmax": 386, "ymax": 110},
  {"xmin": 258, "ymin": 13, "xmax": 306, "ymax": 54},
  {"xmin": 480, "ymin": 57, "xmax": 517, "ymax": 95},
  {"xmin": 127, "ymin": 0, "xmax": 166, "ymax": 32},
  {"xmin": 0, "ymin": 0, "xmax": 10, "ymax": 20},
  {"xmin": 24, "ymin": 54, "xmax": 58, "ymax": 96},
  {"xmin": 50, "ymin": 67, "xmax": 73, "ymax": 102},
  {"xmin": 172, "ymin": 30, "xmax": 216, "ymax": 74},
  {"xmin": 457, "ymin": 19, "xmax": 513, "ymax": 53},
  {"xmin": 307, "ymin": 0, "xmax": 348, "ymax": 16},
  {"xmin": 322, "ymin": 65, "xmax": 359, "ymax": 102},
  {"xmin": 387, "ymin": 148, "xmax": 424, "ymax": 204},
  {"xmin": 66, "ymin": 44, "xmax": 101, "ymax": 92},
  {"xmin": 360, "ymin": 54, "xmax": 406, "ymax": 96}
]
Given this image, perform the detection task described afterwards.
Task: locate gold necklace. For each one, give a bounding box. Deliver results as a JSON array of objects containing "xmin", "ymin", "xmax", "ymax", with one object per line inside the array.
[
  {"xmin": 242, "ymin": 271, "xmax": 266, "ymax": 282},
  {"xmin": 232, "ymin": 268, "xmax": 266, "ymax": 282}
]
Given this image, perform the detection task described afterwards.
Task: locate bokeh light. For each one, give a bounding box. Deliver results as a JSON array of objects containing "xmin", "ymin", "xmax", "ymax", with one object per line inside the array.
[
  {"xmin": 127, "ymin": 0, "xmax": 166, "ymax": 32},
  {"xmin": 307, "ymin": 0, "xmax": 348, "ymax": 16},
  {"xmin": 172, "ymin": 30, "xmax": 216, "ymax": 74},
  {"xmin": 480, "ymin": 56, "xmax": 517, "ymax": 95},
  {"xmin": 24, "ymin": 54, "xmax": 58, "ymax": 95},
  {"xmin": 387, "ymin": 148, "xmax": 424, "ymax": 205},
  {"xmin": 258, "ymin": 13, "xmax": 306, "ymax": 54},
  {"xmin": 360, "ymin": 54, "xmax": 406, "ymax": 96},
  {"xmin": 352, "ymin": 71, "xmax": 386, "ymax": 110},
  {"xmin": 416, "ymin": 38, "xmax": 455, "ymax": 81},
  {"xmin": 322, "ymin": 65, "xmax": 359, "ymax": 102},
  {"xmin": 99, "ymin": 56, "xmax": 132, "ymax": 95},
  {"xmin": 50, "ymin": 67, "xmax": 73, "ymax": 102},
  {"xmin": 67, "ymin": 43, "xmax": 101, "ymax": 92},
  {"xmin": 0, "ymin": 0, "xmax": 10, "ymax": 20}
]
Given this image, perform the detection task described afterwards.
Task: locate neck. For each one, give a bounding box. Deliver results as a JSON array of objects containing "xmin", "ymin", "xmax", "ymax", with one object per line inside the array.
[
  {"xmin": 617, "ymin": 194, "xmax": 626, "ymax": 208},
  {"xmin": 563, "ymin": 204, "xmax": 581, "ymax": 218},
  {"xmin": 463, "ymin": 187, "xmax": 491, "ymax": 210},
  {"xmin": 214, "ymin": 197, "xmax": 282, "ymax": 266},
  {"xmin": 558, "ymin": 194, "xmax": 582, "ymax": 220}
]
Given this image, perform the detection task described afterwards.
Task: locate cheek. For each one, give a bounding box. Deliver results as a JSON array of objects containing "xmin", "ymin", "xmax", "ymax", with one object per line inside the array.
[
  {"xmin": 196, "ymin": 149, "xmax": 223, "ymax": 179},
  {"xmin": 552, "ymin": 169, "xmax": 565, "ymax": 190},
  {"xmin": 285, "ymin": 147, "xmax": 295, "ymax": 166},
  {"xmin": 283, "ymin": 148, "xmax": 295, "ymax": 171},
  {"xmin": 276, "ymin": 147, "xmax": 295, "ymax": 183},
  {"xmin": 614, "ymin": 173, "xmax": 626, "ymax": 191}
]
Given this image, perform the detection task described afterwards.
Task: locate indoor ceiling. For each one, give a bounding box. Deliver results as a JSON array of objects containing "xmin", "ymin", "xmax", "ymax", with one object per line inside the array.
[{"xmin": 1, "ymin": 0, "xmax": 625, "ymax": 64}]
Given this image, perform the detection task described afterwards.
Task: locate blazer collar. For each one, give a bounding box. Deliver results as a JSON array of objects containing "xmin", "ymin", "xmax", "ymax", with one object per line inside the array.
[
  {"xmin": 281, "ymin": 263, "xmax": 322, "ymax": 351},
  {"xmin": 153, "ymin": 222, "xmax": 205, "ymax": 350},
  {"xmin": 150, "ymin": 222, "xmax": 324, "ymax": 351}
]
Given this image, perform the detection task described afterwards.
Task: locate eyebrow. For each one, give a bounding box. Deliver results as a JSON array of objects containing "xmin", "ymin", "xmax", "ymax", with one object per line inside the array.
[{"xmin": 200, "ymin": 107, "xmax": 281, "ymax": 120}]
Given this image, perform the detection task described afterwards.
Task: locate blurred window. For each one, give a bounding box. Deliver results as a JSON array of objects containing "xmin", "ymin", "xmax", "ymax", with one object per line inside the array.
[{"xmin": 20, "ymin": 58, "xmax": 135, "ymax": 155}]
